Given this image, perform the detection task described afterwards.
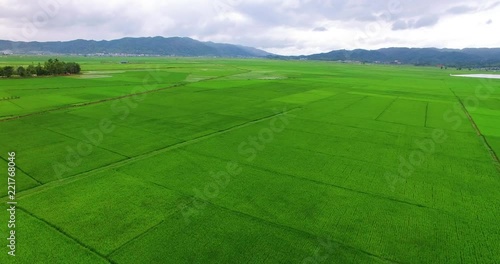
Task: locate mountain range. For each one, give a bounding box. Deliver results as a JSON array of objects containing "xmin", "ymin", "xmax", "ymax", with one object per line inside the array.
[
  {"xmin": 0, "ymin": 36, "xmax": 271, "ymax": 58},
  {"xmin": 290, "ymin": 48, "xmax": 500, "ymax": 67},
  {"xmin": 1, "ymin": 36, "xmax": 500, "ymax": 67}
]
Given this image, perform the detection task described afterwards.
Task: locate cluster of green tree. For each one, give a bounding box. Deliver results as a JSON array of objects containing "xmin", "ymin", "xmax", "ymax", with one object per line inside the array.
[{"xmin": 0, "ymin": 59, "xmax": 81, "ymax": 78}]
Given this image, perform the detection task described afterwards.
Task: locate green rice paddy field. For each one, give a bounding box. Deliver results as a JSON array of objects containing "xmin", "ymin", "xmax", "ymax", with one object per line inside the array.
[{"xmin": 1, "ymin": 56, "xmax": 500, "ymax": 263}]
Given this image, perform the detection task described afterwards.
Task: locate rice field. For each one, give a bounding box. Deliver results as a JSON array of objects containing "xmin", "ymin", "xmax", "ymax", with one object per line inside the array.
[{"xmin": 1, "ymin": 56, "xmax": 499, "ymax": 263}]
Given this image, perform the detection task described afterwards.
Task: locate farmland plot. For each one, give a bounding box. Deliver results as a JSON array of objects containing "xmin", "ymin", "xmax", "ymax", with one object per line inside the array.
[{"xmin": 1, "ymin": 57, "xmax": 500, "ymax": 263}]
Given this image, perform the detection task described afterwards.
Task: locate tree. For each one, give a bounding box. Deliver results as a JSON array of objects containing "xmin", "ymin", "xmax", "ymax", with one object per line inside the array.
[
  {"xmin": 44, "ymin": 58, "xmax": 66, "ymax": 75},
  {"xmin": 53, "ymin": 59, "xmax": 65, "ymax": 75},
  {"xmin": 35, "ymin": 63, "xmax": 46, "ymax": 76},
  {"xmin": 0, "ymin": 59, "xmax": 81, "ymax": 79},
  {"xmin": 17, "ymin": 66, "xmax": 26, "ymax": 77},
  {"xmin": 65, "ymin": 62, "xmax": 81, "ymax": 74},
  {"xmin": 44, "ymin": 59, "xmax": 55, "ymax": 75},
  {"xmin": 26, "ymin": 64, "xmax": 36, "ymax": 76},
  {"xmin": 3, "ymin": 66, "xmax": 14, "ymax": 77}
]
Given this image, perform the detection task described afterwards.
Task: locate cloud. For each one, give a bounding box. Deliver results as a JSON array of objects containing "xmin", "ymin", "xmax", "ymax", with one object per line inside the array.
[
  {"xmin": 414, "ymin": 15, "xmax": 440, "ymax": 28},
  {"xmin": 312, "ymin": 26, "xmax": 327, "ymax": 32},
  {"xmin": 0, "ymin": 0, "xmax": 499, "ymax": 55},
  {"xmin": 392, "ymin": 15, "xmax": 440, "ymax": 31},
  {"xmin": 484, "ymin": 1, "xmax": 500, "ymax": 10},
  {"xmin": 447, "ymin": 5, "xmax": 477, "ymax": 14},
  {"xmin": 392, "ymin": 20, "xmax": 409, "ymax": 30}
]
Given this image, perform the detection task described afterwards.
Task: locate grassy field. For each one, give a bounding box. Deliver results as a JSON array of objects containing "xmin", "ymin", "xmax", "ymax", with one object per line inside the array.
[{"xmin": 1, "ymin": 56, "xmax": 500, "ymax": 263}]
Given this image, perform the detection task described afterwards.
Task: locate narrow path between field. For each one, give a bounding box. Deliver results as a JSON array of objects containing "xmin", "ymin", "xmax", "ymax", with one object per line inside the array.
[{"xmin": 447, "ymin": 87, "xmax": 500, "ymax": 170}]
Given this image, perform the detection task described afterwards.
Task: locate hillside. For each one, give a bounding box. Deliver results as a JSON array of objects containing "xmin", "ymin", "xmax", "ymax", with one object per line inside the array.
[
  {"xmin": 287, "ymin": 47, "xmax": 500, "ymax": 67},
  {"xmin": 0, "ymin": 36, "xmax": 272, "ymax": 57},
  {"xmin": 2, "ymin": 37, "xmax": 500, "ymax": 67}
]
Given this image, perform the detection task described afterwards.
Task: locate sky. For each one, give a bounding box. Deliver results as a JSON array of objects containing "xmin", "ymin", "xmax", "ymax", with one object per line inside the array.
[{"xmin": 0, "ymin": 0, "xmax": 499, "ymax": 55}]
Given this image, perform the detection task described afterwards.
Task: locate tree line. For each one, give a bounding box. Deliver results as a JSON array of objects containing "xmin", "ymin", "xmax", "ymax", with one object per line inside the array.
[{"xmin": 0, "ymin": 59, "xmax": 81, "ymax": 78}]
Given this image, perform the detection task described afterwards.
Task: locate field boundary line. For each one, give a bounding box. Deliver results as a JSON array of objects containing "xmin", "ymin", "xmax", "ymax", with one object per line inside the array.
[
  {"xmin": 287, "ymin": 126, "xmax": 486, "ymax": 163},
  {"xmin": 375, "ymin": 96, "xmax": 399, "ymax": 121},
  {"xmin": 187, "ymin": 148, "xmax": 434, "ymax": 211},
  {"xmin": 424, "ymin": 102, "xmax": 429, "ymax": 127},
  {"xmin": 293, "ymin": 115, "xmax": 474, "ymax": 137},
  {"xmin": 0, "ymin": 155, "xmax": 43, "ymax": 185},
  {"xmin": 0, "ymin": 69, "xmax": 251, "ymax": 123},
  {"xmin": 7, "ymin": 99, "xmax": 24, "ymax": 110},
  {"xmin": 8, "ymin": 81, "xmax": 169, "ymax": 91},
  {"xmin": 347, "ymin": 91, "xmax": 453, "ymax": 104},
  {"xmin": 209, "ymin": 203, "xmax": 403, "ymax": 263},
  {"xmin": 298, "ymin": 128, "xmax": 490, "ymax": 164},
  {"xmin": 448, "ymin": 88, "xmax": 500, "ymax": 169},
  {"xmin": 106, "ymin": 220, "xmax": 165, "ymax": 258},
  {"xmin": 146, "ymin": 180, "xmax": 404, "ymax": 264},
  {"xmin": 8, "ymin": 108, "xmax": 301, "ymax": 200},
  {"xmin": 334, "ymin": 96, "xmax": 368, "ymax": 114},
  {"xmin": 42, "ymin": 126, "xmax": 131, "ymax": 158},
  {"xmin": 18, "ymin": 207, "xmax": 115, "ymax": 264},
  {"xmin": 456, "ymin": 98, "xmax": 500, "ymax": 168}
]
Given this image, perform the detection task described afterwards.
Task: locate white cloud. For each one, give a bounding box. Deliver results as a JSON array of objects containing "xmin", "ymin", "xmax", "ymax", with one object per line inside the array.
[{"xmin": 0, "ymin": 0, "xmax": 498, "ymax": 55}]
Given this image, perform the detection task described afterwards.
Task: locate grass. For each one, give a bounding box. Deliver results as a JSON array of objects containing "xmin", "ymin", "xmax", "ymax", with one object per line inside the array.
[{"xmin": 0, "ymin": 56, "xmax": 500, "ymax": 263}]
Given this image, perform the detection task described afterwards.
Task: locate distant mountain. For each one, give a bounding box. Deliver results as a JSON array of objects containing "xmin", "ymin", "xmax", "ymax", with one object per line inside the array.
[
  {"xmin": 0, "ymin": 36, "xmax": 272, "ymax": 57},
  {"xmin": 2, "ymin": 37, "xmax": 499, "ymax": 67},
  {"xmin": 272, "ymin": 48, "xmax": 500, "ymax": 67}
]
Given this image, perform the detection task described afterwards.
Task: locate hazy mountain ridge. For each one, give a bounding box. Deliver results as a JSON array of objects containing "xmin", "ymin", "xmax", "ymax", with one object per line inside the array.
[
  {"xmin": 0, "ymin": 37, "xmax": 271, "ymax": 58},
  {"xmin": 279, "ymin": 47, "xmax": 500, "ymax": 67},
  {"xmin": 2, "ymin": 36, "xmax": 500, "ymax": 66}
]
